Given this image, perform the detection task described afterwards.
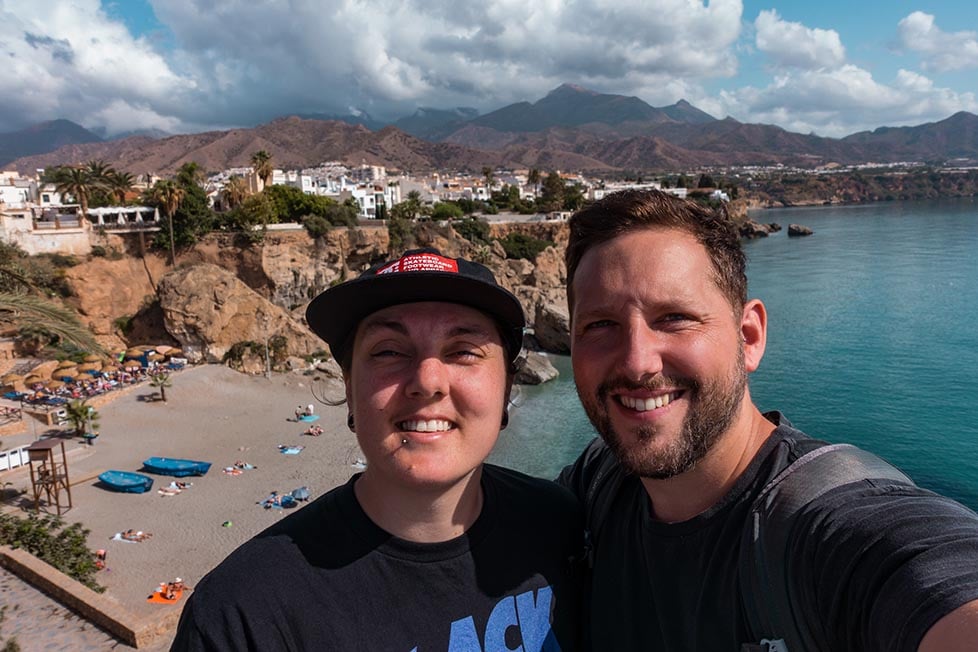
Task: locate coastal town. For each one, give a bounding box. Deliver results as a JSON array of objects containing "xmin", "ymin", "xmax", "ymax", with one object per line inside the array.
[{"xmin": 0, "ymin": 159, "xmax": 722, "ymax": 259}]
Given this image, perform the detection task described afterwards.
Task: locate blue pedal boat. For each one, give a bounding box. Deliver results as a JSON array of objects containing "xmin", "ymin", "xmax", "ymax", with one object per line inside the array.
[
  {"xmin": 98, "ymin": 470, "xmax": 154, "ymax": 493},
  {"xmin": 142, "ymin": 457, "xmax": 212, "ymax": 477}
]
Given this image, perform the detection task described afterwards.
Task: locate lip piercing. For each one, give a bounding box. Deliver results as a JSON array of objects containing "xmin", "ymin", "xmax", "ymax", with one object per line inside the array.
[{"xmin": 401, "ymin": 438, "xmax": 408, "ymax": 444}]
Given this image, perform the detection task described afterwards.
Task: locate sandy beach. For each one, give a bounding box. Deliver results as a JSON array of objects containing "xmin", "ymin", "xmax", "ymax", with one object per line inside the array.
[{"xmin": 1, "ymin": 364, "xmax": 361, "ymax": 649}]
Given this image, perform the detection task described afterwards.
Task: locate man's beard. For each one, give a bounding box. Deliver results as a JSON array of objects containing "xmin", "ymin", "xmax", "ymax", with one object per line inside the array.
[{"xmin": 577, "ymin": 351, "xmax": 747, "ymax": 479}]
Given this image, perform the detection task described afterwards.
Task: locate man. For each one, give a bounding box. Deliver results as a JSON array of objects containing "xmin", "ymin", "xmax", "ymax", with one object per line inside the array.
[{"xmin": 557, "ymin": 189, "xmax": 978, "ymax": 651}]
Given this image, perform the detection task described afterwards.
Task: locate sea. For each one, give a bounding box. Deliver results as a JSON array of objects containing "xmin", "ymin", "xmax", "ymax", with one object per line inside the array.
[{"xmin": 488, "ymin": 197, "xmax": 978, "ymax": 511}]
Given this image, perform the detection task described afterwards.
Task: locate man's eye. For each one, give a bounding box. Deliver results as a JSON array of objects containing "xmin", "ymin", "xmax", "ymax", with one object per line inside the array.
[{"xmin": 660, "ymin": 314, "xmax": 693, "ymax": 324}]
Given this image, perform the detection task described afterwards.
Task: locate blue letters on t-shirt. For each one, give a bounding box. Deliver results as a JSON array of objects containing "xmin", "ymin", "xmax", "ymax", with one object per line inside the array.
[{"xmin": 439, "ymin": 586, "xmax": 558, "ymax": 652}]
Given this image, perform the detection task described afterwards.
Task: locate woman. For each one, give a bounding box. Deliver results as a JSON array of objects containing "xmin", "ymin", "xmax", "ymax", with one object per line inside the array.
[{"xmin": 172, "ymin": 248, "xmax": 584, "ymax": 651}]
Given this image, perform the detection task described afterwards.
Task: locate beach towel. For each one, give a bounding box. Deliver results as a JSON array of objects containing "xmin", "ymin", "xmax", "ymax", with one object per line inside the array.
[
  {"xmin": 147, "ymin": 588, "xmax": 183, "ymax": 603},
  {"xmin": 111, "ymin": 531, "xmax": 151, "ymax": 543},
  {"xmin": 299, "ymin": 414, "xmax": 320, "ymax": 422},
  {"xmin": 278, "ymin": 445, "xmax": 304, "ymax": 455}
]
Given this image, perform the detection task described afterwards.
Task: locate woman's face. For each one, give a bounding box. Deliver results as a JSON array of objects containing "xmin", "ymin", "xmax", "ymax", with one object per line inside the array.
[{"xmin": 345, "ymin": 301, "xmax": 511, "ymax": 491}]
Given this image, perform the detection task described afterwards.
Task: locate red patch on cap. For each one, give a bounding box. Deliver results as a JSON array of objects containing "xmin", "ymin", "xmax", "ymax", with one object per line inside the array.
[{"xmin": 376, "ymin": 253, "xmax": 459, "ymax": 275}]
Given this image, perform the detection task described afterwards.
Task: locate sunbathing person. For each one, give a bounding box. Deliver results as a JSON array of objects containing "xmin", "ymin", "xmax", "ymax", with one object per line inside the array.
[{"xmin": 122, "ymin": 529, "xmax": 151, "ymax": 542}]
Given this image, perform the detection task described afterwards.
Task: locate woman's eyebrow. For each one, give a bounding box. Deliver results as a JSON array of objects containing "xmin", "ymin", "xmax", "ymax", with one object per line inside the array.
[{"xmin": 359, "ymin": 318, "xmax": 408, "ymax": 337}]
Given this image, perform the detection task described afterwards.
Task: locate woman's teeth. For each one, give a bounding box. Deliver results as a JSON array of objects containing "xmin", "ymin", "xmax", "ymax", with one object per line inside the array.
[{"xmin": 399, "ymin": 419, "xmax": 453, "ymax": 432}]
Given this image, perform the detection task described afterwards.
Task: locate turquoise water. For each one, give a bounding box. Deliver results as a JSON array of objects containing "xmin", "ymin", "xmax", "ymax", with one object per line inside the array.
[{"xmin": 489, "ymin": 198, "xmax": 978, "ymax": 510}]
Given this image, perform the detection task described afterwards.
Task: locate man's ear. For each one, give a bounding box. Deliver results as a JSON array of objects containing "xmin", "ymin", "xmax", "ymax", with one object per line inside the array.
[{"xmin": 740, "ymin": 299, "xmax": 767, "ymax": 373}]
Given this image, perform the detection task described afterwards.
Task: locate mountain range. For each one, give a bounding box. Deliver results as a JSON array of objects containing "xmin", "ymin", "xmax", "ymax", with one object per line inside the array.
[{"xmin": 3, "ymin": 84, "xmax": 978, "ymax": 175}]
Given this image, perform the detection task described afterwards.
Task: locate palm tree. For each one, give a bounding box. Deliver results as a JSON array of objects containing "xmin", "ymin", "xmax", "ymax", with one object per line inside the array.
[
  {"xmin": 150, "ymin": 180, "xmax": 185, "ymax": 266},
  {"xmin": 85, "ymin": 160, "xmax": 116, "ymax": 182},
  {"xmin": 177, "ymin": 161, "xmax": 205, "ymax": 187},
  {"xmin": 0, "ymin": 254, "xmax": 103, "ymax": 353},
  {"xmin": 107, "ymin": 170, "xmax": 136, "ymax": 204},
  {"xmin": 149, "ymin": 371, "xmax": 172, "ymax": 403},
  {"xmin": 53, "ymin": 167, "xmax": 96, "ymax": 224},
  {"xmin": 481, "ymin": 166, "xmax": 495, "ymax": 196},
  {"xmin": 527, "ymin": 168, "xmax": 541, "ymax": 198},
  {"xmin": 0, "ymin": 292, "xmax": 102, "ymax": 353},
  {"xmin": 221, "ymin": 175, "xmax": 248, "ymax": 210},
  {"xmin": 251, "ymin": 150, "xmax": 273, "ymax": 188},
  {"xmin": 65, "ymin": 399, "xmax": 100, "ymax": 437}
]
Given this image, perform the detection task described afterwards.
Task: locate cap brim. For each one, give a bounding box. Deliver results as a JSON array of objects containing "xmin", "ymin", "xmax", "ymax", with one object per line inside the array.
[{"xmin": 306, "ymin": 272, "xmax": 525, "ymax": 360}]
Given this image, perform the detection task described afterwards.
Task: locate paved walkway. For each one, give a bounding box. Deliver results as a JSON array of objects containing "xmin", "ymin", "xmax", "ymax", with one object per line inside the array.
[{"xmin": 0, "ymin": 566, "xmax": 176, "ymax": 651}]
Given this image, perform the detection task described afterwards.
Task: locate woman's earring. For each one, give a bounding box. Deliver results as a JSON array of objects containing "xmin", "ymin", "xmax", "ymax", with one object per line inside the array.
[{"xmin": 347, "ymin": 413, "xmax": 355, "ymax": 432}]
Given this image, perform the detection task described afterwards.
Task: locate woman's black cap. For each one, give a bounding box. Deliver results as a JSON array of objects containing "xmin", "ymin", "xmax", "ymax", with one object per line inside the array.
[{"xmin": 305, "ymin": 248, "xmax": 526, "ymax": 366}]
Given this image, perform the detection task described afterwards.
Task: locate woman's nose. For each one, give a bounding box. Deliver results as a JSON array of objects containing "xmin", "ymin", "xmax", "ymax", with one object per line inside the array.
[{"xmin": 406, "ymin": 357, "xmax": 449, "ymax": 398}]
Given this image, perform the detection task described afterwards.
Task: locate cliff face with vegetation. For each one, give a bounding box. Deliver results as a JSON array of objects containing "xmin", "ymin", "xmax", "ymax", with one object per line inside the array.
[
  {"xmin": 743, "ymin": 170, "xmax": 978, "ymax": 207},
  {"xmin": 60, "ymin": 222, "xmax": 571, "ymax": 364}
]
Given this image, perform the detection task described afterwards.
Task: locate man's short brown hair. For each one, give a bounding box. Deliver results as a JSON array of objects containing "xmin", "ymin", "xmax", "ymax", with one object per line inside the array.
[{"xmin": 565, "ymin": 189, "xmax": 747, "ymax": 313}]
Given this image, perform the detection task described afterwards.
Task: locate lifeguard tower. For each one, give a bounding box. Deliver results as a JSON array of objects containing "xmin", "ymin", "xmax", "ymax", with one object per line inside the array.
[{"xmin": 26, "ymin": 439, "xmax": 73, "ymax": 515}]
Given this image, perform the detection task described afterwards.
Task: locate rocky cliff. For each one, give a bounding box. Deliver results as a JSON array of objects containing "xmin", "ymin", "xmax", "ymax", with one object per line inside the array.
[{"xmin": 62, "ymin": 223, "xmax": 571, "ymax": 369}]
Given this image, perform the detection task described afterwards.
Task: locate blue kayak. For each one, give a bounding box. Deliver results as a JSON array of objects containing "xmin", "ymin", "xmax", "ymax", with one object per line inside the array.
[
  {"xmin": 99, "ymin": 470, "xmax": 154, "ymax": 493},
  {"xmin": 142, "ymin": 457, "xmax": 212, "ymax": 477}
]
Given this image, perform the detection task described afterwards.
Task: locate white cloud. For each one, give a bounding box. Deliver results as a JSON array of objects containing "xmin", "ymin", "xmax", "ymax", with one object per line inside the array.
[
  {"xmin": 754, "ymin": 9, "xmax": 845, "ymax": 70},
  {"xmin": 147, "ymin": 0, "xmax": 744, "ymax": 123},
  {"xmin": 897, "ymin": 11, "xmax": 978, "ymax": 72},
  {"xmin": 1, "ymin": 0, "xmax": 973, "ymax": 145},
  {"xmin": 720, "ymin": 65, "xmax": 978, "ymax": 137},
  {"xmin": 0, "ymin": 0, "xmax": 193, "ymax": 134}
]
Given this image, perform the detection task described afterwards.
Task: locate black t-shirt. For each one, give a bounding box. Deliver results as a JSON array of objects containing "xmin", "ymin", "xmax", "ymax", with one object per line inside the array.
[
  {"xmin": 558, "ymin": 413, "xmax": 978, "ymax": 651},
  {"xmin": 172, "ymin": 464, "xmax": 585, "ymax": 651}
]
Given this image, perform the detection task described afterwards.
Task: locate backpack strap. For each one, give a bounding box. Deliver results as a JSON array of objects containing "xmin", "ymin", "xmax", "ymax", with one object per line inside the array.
[
  {"xmin": 740, "ymin": 443, "xmax": 914, "ymax": 651},
  {"xmin": 582, "ymin": 446, "xmax": 627, "ymax": 568}
]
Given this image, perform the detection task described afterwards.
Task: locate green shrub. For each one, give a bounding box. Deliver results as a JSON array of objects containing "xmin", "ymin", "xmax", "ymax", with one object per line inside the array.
[
  {"xmin": 303, "ymin": 215, "xmax": 330, "ymax": 239},
  {"xmin": 454, "ymin": 217, "xmax": 491, "ymax": 245},
  {"xmin": 497, "ymin": 232, "xmax": 553, "ymax": 261},
  {"xmin": 387, "ymin": 216, "xmax": 414, "ymax": 253},
  {"xmin": 430, "ymin": 202, "xmax": 464, "ymax": 221},
  {"xmin": 0, "ymin": 513, "xmax": 104, "ymax": 592},
  {"xmin": 223, "ymin": 341, "xmax": 259, "ymax": 365},
  {"xmin": 90, "ymin": 245, "xmax": 107, "ymax": 257}
]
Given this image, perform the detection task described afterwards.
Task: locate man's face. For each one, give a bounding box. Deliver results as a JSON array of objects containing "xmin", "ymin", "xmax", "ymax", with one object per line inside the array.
[{"xmin": 570, "ymin": 228, "xmax": 753, "ymax": 479}]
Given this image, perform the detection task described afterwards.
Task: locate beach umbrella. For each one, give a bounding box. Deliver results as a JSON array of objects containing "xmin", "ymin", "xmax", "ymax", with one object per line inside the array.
[
  {"xmin": 155, "ymin": 345, "xmax": 173, "ymax": 355},
  {"xmin": 124, "ymin": 361, "xmax": 144, "ymax": 371},
  {"xmin": 46, "ymin": 380, "xmax": 64, "ymax": 390},
  {"xmin": 56, "ymin": 360, "xmax": 78, "ymax": 369},
  {"xmin": 77, "ymin": 362, "xmax": 101, "ymax": 372},
  {"xmin": 24, "ymin": 374, "xmax": 43, "ymax": 385},
  {"xmin": 125, "ymin": 348, "xmax": 145, "ymax": 359},
  {"xmin": 84, "ymin": 354, "xmax": 101, "ymax": 363},
  {"xmin": 2, "ymin": 373, "xmax": 23, "ymax": 384},
  {"xmin": 146, "ymin": 352, "xmax": 164, "ymax": 362},
  {"xmin": 168, "ymin": 349, "xmax": 184, "ymax": 359},
  {"xmin": 58, "ymin": 368, "xmax": 79, "ymax": 379}
]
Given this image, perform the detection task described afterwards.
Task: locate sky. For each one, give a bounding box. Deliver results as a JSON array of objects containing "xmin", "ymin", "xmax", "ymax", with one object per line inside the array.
[{"xmin": 1, "ymin": 0, "xmax": 976, "ymax": 139}]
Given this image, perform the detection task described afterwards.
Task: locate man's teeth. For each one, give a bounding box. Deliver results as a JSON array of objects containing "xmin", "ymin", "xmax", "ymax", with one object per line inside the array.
[
  {"xmin": 399, "ymin": 419, "xmax": 453, "ymax": 432},
  {"xmin": 619, "ymin": 393, "xmax": 677, "ymax": 412}
]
